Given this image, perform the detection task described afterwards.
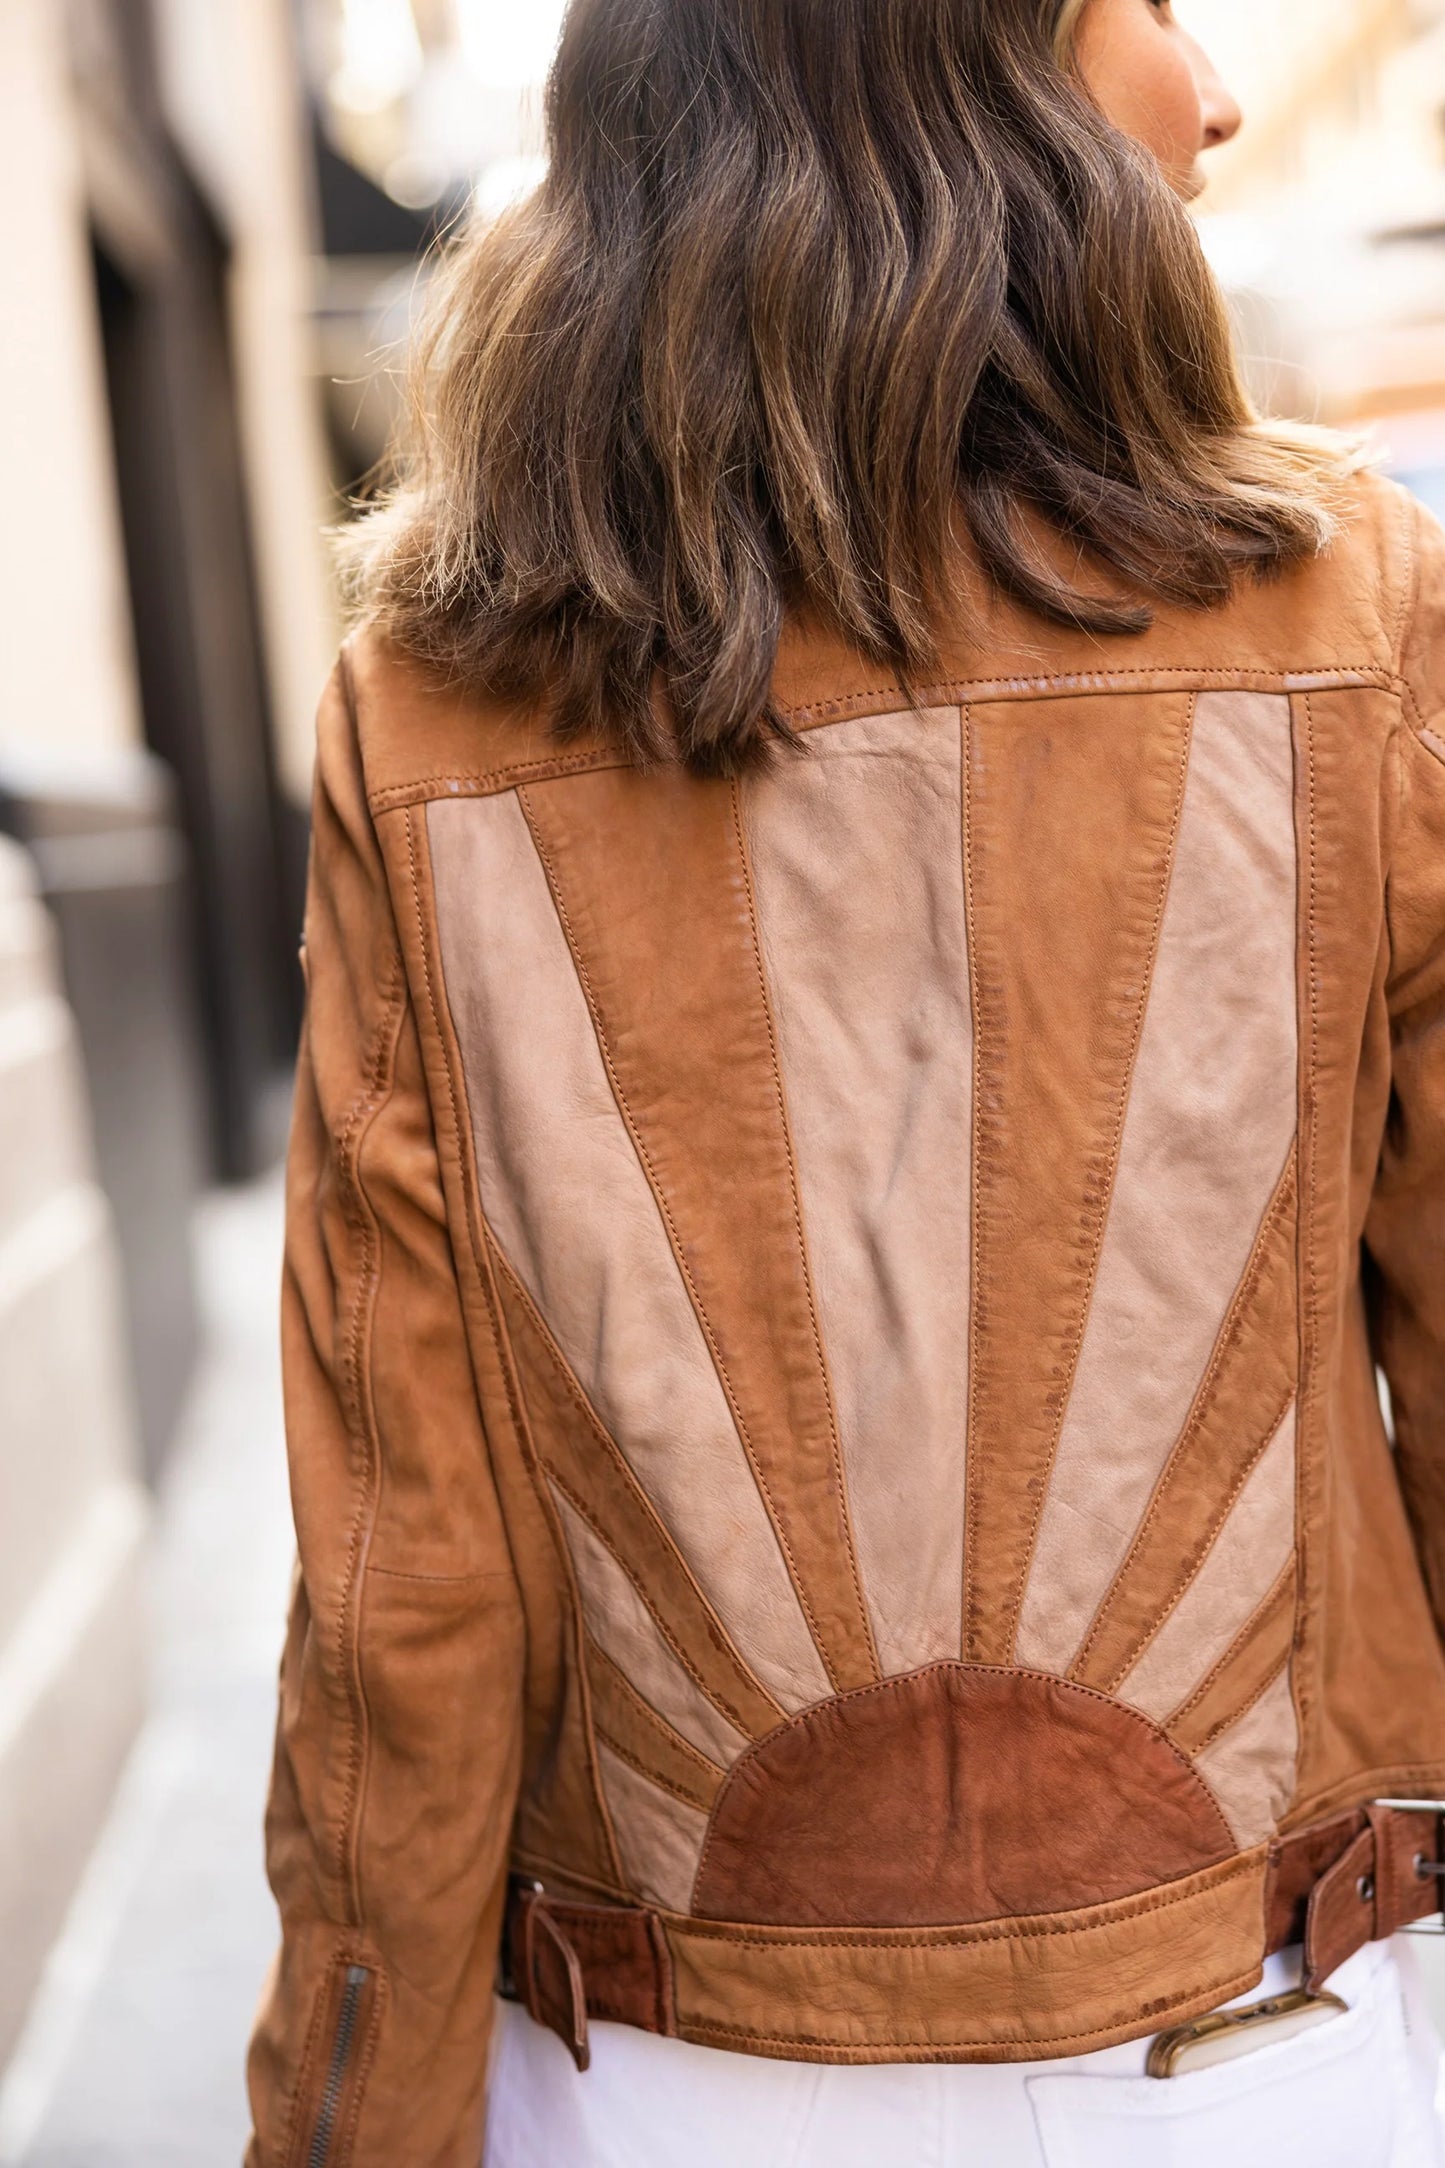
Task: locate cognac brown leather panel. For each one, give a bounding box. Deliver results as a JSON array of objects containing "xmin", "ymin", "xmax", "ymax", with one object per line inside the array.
[
  {"xmin": 1362, "ymin": 715, "xmax": 1445, "ymax": 1655},
  {"xmin": 1292, "ymin": 683, "xmax": 1445, "ymax": 1813},
  {"xmin": 691, "ymin": 1663, "xmax": 1233, "ymax": 1928},
  {"xmin": 1071, "ymin": 1159, "xmax": 1299, "ymax": 1693},
  {"xmin": 674, "ymin": 1848, "xmax": 1268, "ymax": 2059},
  {"xmin": 961, "ymin": 691, "xmax": 1195, "ymax": 1666},
  {"xmin": 518, "ymin": 767, "xmax": 879, "ymax": 1694}
]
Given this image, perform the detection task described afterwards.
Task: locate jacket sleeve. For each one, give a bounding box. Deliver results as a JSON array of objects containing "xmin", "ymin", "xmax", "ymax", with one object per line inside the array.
[
  {"xmin": 246, "ymin": 660, "xmax": 526, "ymax": 2168},
  {"xmin": 1364, "ymin": 498, "xmax": 1445, "ymax": 1643}
]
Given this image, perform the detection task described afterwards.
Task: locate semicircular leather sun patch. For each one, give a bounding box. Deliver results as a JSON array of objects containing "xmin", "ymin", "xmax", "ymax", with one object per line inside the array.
[{"xmin": 691, "ymin": 1663, "xmax": 1237, "ymax": 1927}]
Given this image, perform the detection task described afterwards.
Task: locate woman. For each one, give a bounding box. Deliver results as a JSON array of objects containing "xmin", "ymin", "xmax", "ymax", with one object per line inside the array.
[{"xmin": 246, "ymin": 2, "xmax": 1445, "ymax": 2163}]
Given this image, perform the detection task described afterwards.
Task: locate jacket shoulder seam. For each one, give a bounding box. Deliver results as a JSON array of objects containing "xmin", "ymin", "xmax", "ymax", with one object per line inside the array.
[{"xmin": 361, "ymin": 668, "xmax": 1400, "ymax": 810}]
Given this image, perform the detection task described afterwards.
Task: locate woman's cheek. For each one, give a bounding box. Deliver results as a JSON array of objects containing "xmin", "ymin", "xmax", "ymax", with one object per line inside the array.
[{"xmin": 1076, "ymin": 4, "xmax": 1206, "ymax": 188}]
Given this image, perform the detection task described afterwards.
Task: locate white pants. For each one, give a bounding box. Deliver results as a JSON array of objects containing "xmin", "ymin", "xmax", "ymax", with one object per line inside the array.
[{"xmin": 484, "ymin": 1938, "xmax": 1445, "ymax": 2168}]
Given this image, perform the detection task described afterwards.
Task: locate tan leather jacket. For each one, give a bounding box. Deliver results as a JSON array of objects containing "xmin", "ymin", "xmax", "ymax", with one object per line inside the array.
[{"xmin": 247, "ymin": 472, "xmax": 1445, "ymax": 2166}]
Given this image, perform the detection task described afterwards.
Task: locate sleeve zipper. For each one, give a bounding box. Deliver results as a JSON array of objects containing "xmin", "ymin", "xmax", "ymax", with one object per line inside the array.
[{"xmin": 305, "ymin": 1964, "xmax": 373, "ymax": 2168}]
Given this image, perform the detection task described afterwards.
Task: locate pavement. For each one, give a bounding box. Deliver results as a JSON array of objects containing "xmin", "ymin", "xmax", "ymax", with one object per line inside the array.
[{"xmin": 0, "ymin": 1173, "xmax": 294, "ymax": 2168}]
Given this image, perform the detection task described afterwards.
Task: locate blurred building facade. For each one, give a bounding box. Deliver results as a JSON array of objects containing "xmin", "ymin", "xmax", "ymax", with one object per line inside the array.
[
  {"xmin": 1195, "ymin": 0, "xmax": 1445, "ymax": 491},
  {"xmin": 0, "ymin": 0, "xmax": 529, "ymax": 2089},
  {"xmin": 0, "ymin": 0, "xmax": 337, "ymax": 2071}
]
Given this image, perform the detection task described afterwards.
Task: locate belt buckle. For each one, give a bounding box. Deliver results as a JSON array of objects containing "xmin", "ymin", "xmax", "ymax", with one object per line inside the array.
[{"xmin": 1373, "ymin": 1799, "xmax": 1445, "ymax": 1934}]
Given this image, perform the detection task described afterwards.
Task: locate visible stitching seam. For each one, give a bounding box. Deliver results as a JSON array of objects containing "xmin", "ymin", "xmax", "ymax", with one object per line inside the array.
[
  {"xmin": 1008, "ymin": 693, "xmax": 1196, "ymax": 1650},
  {"xmin": 675, "ymin": 1848, "xmax": 1263, "ymax": 1951},
  {"xmin": 370, "ymin": 745, "xmax": 619, "ymax": 809},
  {"xmin": 364, "ymin": 1565, "xmax": 517, "ymax": 1585},
  {"xmin": 1076, "ymin": 1157, "xmax": 1298, "ymax": 1687},
  {"xmin": 960, "ymin": 702, "xmax": 983, "ymax": 1659},
  {"xmin": 487, "ymin": 1235, "xmax": 780, "ymax": 1732},
  {"xmin": 1166, "ymin": 1566, "xmax": 1296, "ymax": 1750},
  {"xmin": 594, "ymin": 1725, "xmax": 717, "ymax": 1812},
  {"xmin": 330, "ymin": 956, "xmax": 405, "ymax": 1927},
  {"xmin": 364, "ymin": 669, "xmax": 1406, "ymax": 811},
  {"xmin": 401, "ymin": 807, "xmax": 628, "ymax": 1890},
  {"xmin": 690, "ymin": 1658, "xmax": 1235, "ymax": 1898},
  {"xmin": 778, "ymin": 666, "xmax": 1390, "ymax": 726},
  {"xmin": 516, "ymin": 785, "xmax": 850, "ymax": 1695},
  {"xmin": 1095, "ymin": 1382, "xmax": 1296, "ymax": 1695},
  {"xmin": 679, "ymin": 1976, "xmax": 1263, "ymax": 2055},
  {"xmin": 545, "ymin": 1463, "xmax": 763, "ymax": 1741},
  {"xmin": 1292, "ymin": 697, "xmax": 1320, "ymax": 1729},
  {"xmin": 1173, "ymin": 1645, "xmax": 1293, "ymax": 1760},
  {"xmin": 589, "ymin": 1644, "xmax": 726, "ymax": 1781},
  {"xmin": 728, "ymin": 775, "xmax": 879, "ymax": 1683}
]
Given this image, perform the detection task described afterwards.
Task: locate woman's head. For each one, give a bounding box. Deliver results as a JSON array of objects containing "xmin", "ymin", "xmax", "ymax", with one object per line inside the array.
[{"xmin": 349, "ymin": 0, "xmax": 1345, "ymax": 773}]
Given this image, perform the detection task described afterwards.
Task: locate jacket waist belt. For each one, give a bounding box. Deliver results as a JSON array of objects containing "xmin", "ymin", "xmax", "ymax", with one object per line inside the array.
[{"xmin": 502, "ymin": 1802, "xmax": 1445, "ymax": 2072}]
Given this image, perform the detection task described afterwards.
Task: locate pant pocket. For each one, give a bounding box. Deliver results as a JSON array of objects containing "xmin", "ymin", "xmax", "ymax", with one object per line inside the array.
[{"xmin": 1026, "ymin": 1968, "xmax": 1413, "ymax": 2168}]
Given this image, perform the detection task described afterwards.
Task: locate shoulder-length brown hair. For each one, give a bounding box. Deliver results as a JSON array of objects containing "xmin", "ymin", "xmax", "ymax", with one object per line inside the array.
[{"xmin": 345, "ymin": 0, "xmax": 1347, "ymax": 774}]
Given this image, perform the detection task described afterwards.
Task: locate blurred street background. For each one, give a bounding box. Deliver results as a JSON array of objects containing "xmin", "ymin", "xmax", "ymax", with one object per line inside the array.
[{"xmin": 2, "ymin": 1, "xmax": 1445, "ymax": 2159}]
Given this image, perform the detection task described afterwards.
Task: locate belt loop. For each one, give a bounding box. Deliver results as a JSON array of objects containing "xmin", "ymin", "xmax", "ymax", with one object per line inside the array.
[
  {"xmin": 516, "ymin": 1886, "xmax": 591, "ymax": 2072},
  {"xmin": 1365, "ymin": 1802, "xmax": 1402, "ymax": 1933},
  {"xmin": 1302, "ymin": 1801, "xmax": 1445, "ymax": 1989},
  {"xmin": 1370, "ymin": 1799, "xmax": 1445, "ymax": 1942},
  {"xmin": 1303, "ymin": 1824, "xmax": 1379, "ymax": 1991}
]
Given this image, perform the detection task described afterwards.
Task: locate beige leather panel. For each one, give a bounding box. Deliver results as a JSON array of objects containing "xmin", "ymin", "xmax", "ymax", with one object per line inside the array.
[
  {"xmin": 550, "ymin": 1489, "xmax": 750, "ymax": 1769},
  {"xmin": 1118, "ymin": 1404, "xmax": 1297, "ymax": 1722},
  {"xmin": 1195, "ymin": 1663, "xmax": 1299, "ymax": 1850},
  {"xmin": 427, "ymin": 793, "xmax": 830, "ymax": 1713},
  {"xmin": 743, "ymin": 707, "xmax": 971, "ymax": 1675},
  {"xmin": 595, "ymin": 1740, "xmax": 710, "ymax": 1915},
  {"xmin": 1017, "ymin": 691, "xmax": 1298, "ymax": 1671}
]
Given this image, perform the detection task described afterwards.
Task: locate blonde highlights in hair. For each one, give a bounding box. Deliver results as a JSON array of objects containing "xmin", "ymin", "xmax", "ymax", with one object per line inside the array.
[{"xmin": 1052, "ymin": 0, "xmax": 1090, "ymax": 57}]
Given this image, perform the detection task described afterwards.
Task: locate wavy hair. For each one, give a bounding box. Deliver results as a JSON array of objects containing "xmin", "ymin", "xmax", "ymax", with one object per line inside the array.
[{"xmin": 344, "ymin": 0, "xmax": 1348, "ymax": 773}]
